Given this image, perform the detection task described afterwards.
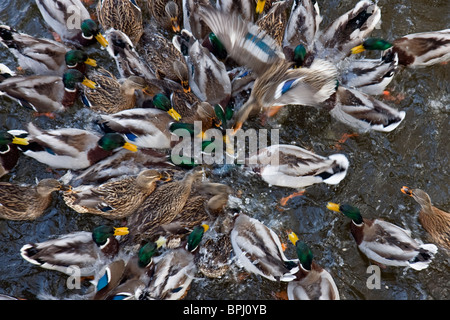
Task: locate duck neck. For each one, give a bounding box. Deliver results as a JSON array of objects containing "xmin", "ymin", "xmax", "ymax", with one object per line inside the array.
[{"xmin": 350, "ymin": 219, "xmax": 365, "ymax": 245}]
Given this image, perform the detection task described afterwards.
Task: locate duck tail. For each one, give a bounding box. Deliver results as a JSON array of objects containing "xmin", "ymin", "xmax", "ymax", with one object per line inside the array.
[
  {"xmin": 329, "ymin": 86, "xmax": 405, "ymax": 132},
  {"xmin": 409, "ymin": 243, "xmax": 438, "ymax": 271},
  {"xmin": 320, "ymin": 154, "xmax": 350, "ymax": 185}
]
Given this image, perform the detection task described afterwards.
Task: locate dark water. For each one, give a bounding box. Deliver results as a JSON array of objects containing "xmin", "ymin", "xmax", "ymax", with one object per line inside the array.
[{"xmin": 0, "ymin": 0, "xmax": 448, "ymax": 300}]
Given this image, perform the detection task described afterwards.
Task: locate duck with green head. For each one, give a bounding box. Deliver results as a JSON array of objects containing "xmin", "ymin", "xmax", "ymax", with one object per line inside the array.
[
  {"xmin": 97, "ymin": 101, "xmax": 224, "ymax": 151},
  {"xmin": 140, "ymin": 224, "xmax": 209, "ymax": 300},
  {"xmin": 20, "ymin": 122, "xmax": 137, "ymax": 170},
  {"xmin": 286, "ymin": 232, "xmax": 340, "ymax": 300},
  {"xmin": 0, "ymin": 25, "xmax": 97, "ymax": 76},
  {"xmin": 351, "ymin": 29, "xmax": 450, "ymax": 67},
  {"xmin": 327, "ymin": 202, "xmax": 438, "ymax": 270},
  {"xmin": 230, "ymin": 213, "xmax": 299, "ymax": 282},
  {"xmin": 0, "ymin": 130, "xmax": 29, "ymax": 178},
  {"xmin": 0, "ymin": 69, "xmax": 96, "ymax": 114},
  {"xmin": 153, "ymin": 92, "xmax": 182, "ymax": 121},
  {"xmin": 172, "ymin": 29, "xmax": 231, "ymax": 107},
  {"xmin": 65, "ymin": 49, "xmax": 97, "ymax": 73},
  {"xmin": 282, "ymin": 0, "xmax": 321, "ymax": 68},
  {"xmin": 20, "ymin": 225, "xmax": 129, "ymax": 276},
  {"xmin": 35, "ymin": 0, "xmax": 108, "ymax": 48},
  {"xmin": 93, "ymin": 241, "xmax": 162, "ymax": 300}
]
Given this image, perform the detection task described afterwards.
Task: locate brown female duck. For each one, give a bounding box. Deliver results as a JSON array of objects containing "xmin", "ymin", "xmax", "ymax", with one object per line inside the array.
[
  {"xmin": 402, "ymin": 186, "xmax": 450, "ymax": 251},
  {"xmin": 0, "ymin": 178, "xmax": 65, "ymax": 220}
]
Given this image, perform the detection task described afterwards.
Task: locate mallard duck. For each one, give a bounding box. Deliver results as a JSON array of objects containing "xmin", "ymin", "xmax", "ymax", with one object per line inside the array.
[
  {"xmin": 194, "ymin": 213, "xmax": 234, "ymax": 278},
  {"xmin": 0, "ymin": 130, "xmax": 29, "ymax": 178},
  {"xmin": 96, "ymin": 107, "xmax": 177, "ymax": 149},
  {"xmin": 338, "ymin": 52, "xmax": 399, "ymax": 96},
  {"xmin": 140, "ymin": 224, "xmax": 208, "ymax": 300},
  {"xmin": 256, "ymin": 0, "xmax": 290, "ymax": 47},
  {"xmin": 401, "ymin": 186, "xmax": 450, "ymax": 251},
  {"xmin": 147, "ymin": 0, "xmax": 182, "ymax": 33},
  {"xmin": 244, "ymin": 144, "xmax": 349, "ymax": 189},
  {"xmin": 0, "ymin": 178, "xmax": 65, "ymax": 220},
  {"xmin": 35, "ymin": 0, "xmax": 108, "ymax": 48},
  {"xmin": 283, "ymin": 0, "xmax": 321, "ymax": 68},
  {"xmin": 182, "ymin": 0, "xmax": 212, "ymax": 41},
  {"xmin": 351, "ymin": 29, "xmax": 450, "ymax": 67},
  {"xmin": 97, "ymin": 99, "xmax": 222, "ymax": 150},
  {"xmin": 96, "ymin": 0, "xmax": 144, "ymax": 45},
  {"xmin": 173, "ymin": 29, "xmax": 231, "ymax": 107},
  {"xmin": 326, "ymin": 202, "xmax": 438, "ymax": 270},
  {"xmin": 81, "ymin": 67, "xmax": 147, "ymax": 114},
  {"xmin": 105, "ymin": 29, "xmax": 155, "ymax": 82},
  {"xmin": 198, "ymin": 7, "xmax": 338, "ymax": 132},
  {"xmin": 316, "ymin": 0, "xmax": 381, "ymax": 63},
  {"xmin": 137, "ymin": 24, "xmax": 190, "ymax": 92},
  {"xmin": 286, "ymin": 232, "xmax": 340, "ymax": 300},
  {"xmin": 152, "ymin": 92, "xmax": 183, "ymax": 121},
  {"xmin": 20, "ymin": 225, "xmax": 129, "ymax": 276},
  {"xmin": 20, "ymin": 122, "xmax": 137, "ymax": 170},
  {"xmin": 230, "ymin": 213, "xmax": 299, "ymax": 281},
  {"xmin": 127, "ymin": 170, "xmax": 230, "ymax": 245},
  {"xmin": 0, "ymin": 69, "xmax": 96, "ymax": 114},
  {"xmin": 0, "ymin": 25, "xmax": 97, "ymax": 76},
  {"xmin": 63, "ymin": 169, "xmax": 165, "ymax": 219},
  {"xmin": 69, "ymin": 148, "xmax": 173, "ymax": 185},
  {"xmin": 92, "ymin": 241, "xmax": 160, "ymax": 300},
  {"xmin": 324, "ymin": 86, "xmax": 406, "ymax": 132}
]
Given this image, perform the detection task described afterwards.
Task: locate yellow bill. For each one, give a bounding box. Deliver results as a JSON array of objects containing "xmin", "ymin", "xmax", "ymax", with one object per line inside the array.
[
  {"xmin": 113, "ymin": 227, "xmax": 129, "ymax": 236},
  {"xmin": 288, "ymin": 231, "xmax": 299, "ymax": 245},
  {"xmin": 95, "ymin": 33, "xmax": 109, "ymax": 47},
  {"xmin": 201, "ymin": 224, "xmax": 210, "ymax": 232},
  {"xmin": 167, "ymin": 107, "xmax": 182, "ymax": 121},
  {"xmin": 155, "ymin": 236, "xmax": 167, "ymax": 248},
  {"xmin": 326, "ymin": 202, "xmax": 341, "ymax": 212},
  {"xmin": 84, "ymin": 57, "xmax": 97, "ymax": 67},
  {"xmin": 122, "ymin": 141, "xmax": 138, "ymax": 152},
  {"xmin": 256, "ymin": 0, "xmax": 266, "ymax": 14},
  {"xmin": 12, "ymin": 136, "xmax": 29, "ymax": 146},
  {"xmin": 351, "ymin": 44, "xmax": 366, "ymax": 54},
  {"xmin": 82, "ymin": 77, "xmax": 97, "ymax": 89}
]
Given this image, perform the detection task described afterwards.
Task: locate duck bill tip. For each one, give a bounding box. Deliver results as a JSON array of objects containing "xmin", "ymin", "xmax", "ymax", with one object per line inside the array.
[
  {"xmin": 122, "ymin": 142, "xmax": 138, "ymax": 152},
  {"xmin": 82, "ymin": 78, "xmax": 97, "ymax": 89},
  {"xmin": 326, "ymin": 202, "xmax": 340, "ymax": 212},
  {"xmin": 288, "ymin": 231, "xmax": 299, "ymax": 245},
  {"xmin": 351, "ymin": 45, "xmax": 365, "ymax": 54},
  {"xmin": 113, "ymin": 227, "xmax": 129, "ymax": 236},
  {"xmin": 95, "ymin": 33, "xmax": 109, "ymax": 47},
  {"xmin": 12, "ymin": 136, "xmax": 29, "ymax": 146},
  {"xmin": 84, "ymin": 58, "xmax": 97, "ymax": 67},
  {"xmin": 168, "ymin": 108, "xmax": 182, "ymax": 121},
  {"xmin": 401, "ymin": 186, "xmax": 412, "ymax": 196}
]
